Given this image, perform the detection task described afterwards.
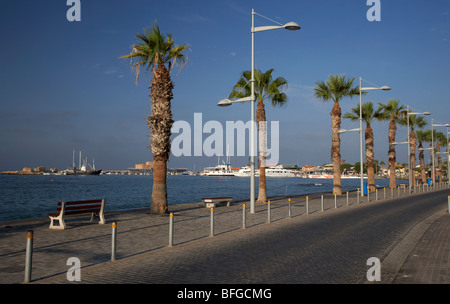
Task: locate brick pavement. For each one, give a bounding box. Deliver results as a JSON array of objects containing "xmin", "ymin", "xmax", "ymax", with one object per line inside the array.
[
  {"xmin": 392, "ymin": 212, "xmax": 449, "ymax": 283},
  {"xmin": 0, "ymin": 187, "xmax": 448, "ymax": 284}
]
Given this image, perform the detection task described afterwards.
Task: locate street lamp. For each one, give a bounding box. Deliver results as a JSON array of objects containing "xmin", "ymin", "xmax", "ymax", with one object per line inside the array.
[
  {"xmin": 431, "ymin": 120, "xmax": 450, "ymax": 186},
  {"xmin": 359, "ymin": 78, "xmax": 391, "ymax": 196},
  {"xmin": 338, "ymin": 128, "xmax": 361, "ymax": 134},
  {"xmin": 218, "ymin": 9, "xmax": 300, "ymax": 214},
  {"xmin": 406, "ymin": 107, "xmax": 430, "ymax": 187}
]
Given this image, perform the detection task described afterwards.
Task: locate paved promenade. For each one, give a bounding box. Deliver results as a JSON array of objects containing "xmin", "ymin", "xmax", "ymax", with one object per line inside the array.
[{"xmin": 0, "ymin": 186, "xmax": 448, "ymax": 286}]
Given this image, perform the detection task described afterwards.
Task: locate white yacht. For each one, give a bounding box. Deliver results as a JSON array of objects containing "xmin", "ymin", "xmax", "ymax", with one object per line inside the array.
[
  {"xmin": 234, "ymin": 165, "xmax": 295, "ymax": 177},
  {"xmin": 201, "ymin": 164, "xmax": 235, "ymax": 176}
]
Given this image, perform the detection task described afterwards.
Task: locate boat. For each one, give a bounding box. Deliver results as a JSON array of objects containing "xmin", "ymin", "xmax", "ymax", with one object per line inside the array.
[
  {"xmin": 305, "ymin": 171, "xmax": 365, "ymax": 179},
  {"xmin": 64, "ymin": 151, "xmax": 102, "ymax": 175},
  {"xmin": 234, "ymin": 165, "xmax": 295, "ymax": 177},
  {"xmin": 201, "ymin": 164, "xmax": 235, "ymax": 176},
  {"xmin": 201, "ymin": 154, "xmax": 235, "ymax": 176},
  {"xmin": 306, "ymin": 171, "xmax": 333, "ymax": 179}
]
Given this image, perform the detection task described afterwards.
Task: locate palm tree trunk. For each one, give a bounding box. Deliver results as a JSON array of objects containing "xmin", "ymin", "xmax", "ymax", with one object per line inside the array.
[
  {"xmin": 331, "ymin": 102, "xmax": 342, "ymax": 195},
  {"xmin": 437, "ymin": 141, "xmax": 442, "ymax": 181},
  {"xmin": 151, "ymin": 159, "xmax": 168, "ymax": 214},
  {"xmin": 365, "ymin": 125, "xmax": 375, "ymax": 192},
  {"xmin": 388, "ymin": 119, "xmax": 397, "ymax": 188},
  {"xmin": 148, "ymin": 64, "xmax": 174, "ymax": 215},
  {"xmin": 256, "ymin": 99, "xmax": 267, "ymax": 203},
  {"xmin": 409, "ymin": 130, "xmax": 416, "ymax": 186},
  {"xmin": 418, "ymin": 143, "xmax": 427, "ymax": 184}
]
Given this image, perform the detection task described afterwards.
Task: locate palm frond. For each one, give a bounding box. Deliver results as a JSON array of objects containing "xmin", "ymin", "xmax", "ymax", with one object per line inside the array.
[
  {"xmin": 119, "ymin": 20, "xmax": 189, "ymax": 85},
  {"xmin": 313, "ymin": 74, "xmax": 359, "ymax": 104}
]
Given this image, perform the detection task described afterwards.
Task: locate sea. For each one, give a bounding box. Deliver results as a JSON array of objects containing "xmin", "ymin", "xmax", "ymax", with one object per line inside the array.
[{"xmin": 0, "ymin": 174, "xmax": 406, "ymax": 223}]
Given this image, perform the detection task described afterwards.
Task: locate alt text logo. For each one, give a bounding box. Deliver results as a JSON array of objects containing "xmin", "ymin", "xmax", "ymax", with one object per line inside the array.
[
  {"xmin": 366, "ymin": 0, "xmax": 381, "ymax": 22},
  {"xmin": 171, "ymin": 113, "xmax": 280, "ymax": 164},
  {"xmin": 66, "ymin": 0, "xmax": 81, "ymax": 22}
]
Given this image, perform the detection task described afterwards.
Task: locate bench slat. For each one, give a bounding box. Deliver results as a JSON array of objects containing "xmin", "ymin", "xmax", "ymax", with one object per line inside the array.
[
  {"xmin": 64, "ymin": 209, "xmax": 101, "ymax": 216},
  {"xmin": 202, "ymin": 197, "xmax": 232, "ymax": 200},
  {"xmin": 57, "ymin": 199, "xmax": 103, "ymax": 206},
  {"xmin": 57, "ymin": 204, "xmax": 102, "ymax": 211}
]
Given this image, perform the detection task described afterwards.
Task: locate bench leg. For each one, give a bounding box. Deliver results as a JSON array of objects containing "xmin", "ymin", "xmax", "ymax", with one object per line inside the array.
[
  {"xmin": 98, "ymin": 212, "xmax": 106, "ymax": 224},
  {"xmin": 99, "ymin": 199, "xmax": 106, "ymax": 224},
  {"xmin": 90, "ymin": 212, "xmax": 106, "ymax": 224},
  {"xmin": 49, "ymin": 215, "xmax": 66, "ymax": 229}
]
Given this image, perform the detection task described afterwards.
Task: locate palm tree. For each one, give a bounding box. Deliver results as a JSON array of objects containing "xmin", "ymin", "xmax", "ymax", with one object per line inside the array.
[
  {"xmin": 313, "ymin": 74, "xmax": 360, "ymax": 195},
  {"xmin": 343, "ymin": 101, "xmax": 384, "ymax": 192},
  {"xmin": 120, "ymin": 20, "xmax": 189, "ymax": 215},
  {"xmin": 435, "ymin": 131, "xmax": 447, "ymax": 182},
  {"xmin": 378, "ymin": 99, "xmax": 406, "ymax": 188},
  {"xmin": 398, "ymin": 115, "xmax": 428, "ymax": 186},
  {"xmin": 416, "ymin": 129, "xmax": 428, "ymax": 184},
  {"xmin": 229, "ymin": 69, "xmax": 288, "ymax": 203},
  {"xmin": 423, "ymin": 129, "xmax": 437, "ymax": 181}
]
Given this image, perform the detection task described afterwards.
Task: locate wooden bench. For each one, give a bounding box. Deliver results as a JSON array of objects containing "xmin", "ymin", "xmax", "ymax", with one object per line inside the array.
[
  {"xmin": 48, "ymin": 199, "xmax": 106, "ymax": 229},
  {"xmin": 202, "ymin": 197, "xmax": 232, "ymax": 208}
]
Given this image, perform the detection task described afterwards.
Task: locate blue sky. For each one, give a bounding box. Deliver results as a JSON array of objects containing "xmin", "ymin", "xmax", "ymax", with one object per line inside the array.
[{"xmin": 1, "ymin": 0, "xmax": 449, "ymax": 171}]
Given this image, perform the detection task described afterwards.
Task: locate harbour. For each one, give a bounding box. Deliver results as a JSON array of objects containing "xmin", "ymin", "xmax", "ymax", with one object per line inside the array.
[{"xmin": 0, "ymin": 174, "xmax": 406, "ymax": 224}]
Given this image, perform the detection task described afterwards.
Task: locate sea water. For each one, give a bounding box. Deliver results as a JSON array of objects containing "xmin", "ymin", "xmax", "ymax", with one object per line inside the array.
[{"xmin": 0, "ymin": 174, "xmax": 401, "ymax": 223}]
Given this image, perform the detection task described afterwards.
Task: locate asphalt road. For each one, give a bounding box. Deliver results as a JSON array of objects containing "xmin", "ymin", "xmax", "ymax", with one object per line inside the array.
[{"xmin": 35, "ymin": 188, "xmax": 448, "ymax": 285}]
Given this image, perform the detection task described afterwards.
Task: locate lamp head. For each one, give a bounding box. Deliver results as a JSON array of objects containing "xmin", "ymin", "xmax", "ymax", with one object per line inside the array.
[
  {"xmin": 217, "ymin": 99, "xmax": 232, "ymax": 107},
  {"xmin": 380, "ymin": 86, "xmax": 391, "ymax": 91},
  {"xmin": 283, "ymin": 22, "xmax": 301, "ymax": 31}
]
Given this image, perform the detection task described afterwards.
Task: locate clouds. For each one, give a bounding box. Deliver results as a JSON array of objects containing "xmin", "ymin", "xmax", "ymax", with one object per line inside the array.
[{"xmin": 92, "ymin": 63, "xmax": 124, "ymax": 78}]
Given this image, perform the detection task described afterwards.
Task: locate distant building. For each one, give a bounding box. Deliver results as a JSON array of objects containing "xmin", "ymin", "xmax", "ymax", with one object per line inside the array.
[
  {"xmin": 135, "ymin": 162, "xmax": 153, "ymax": 169},
  {"xmin": 34, "ymin": 166, "xmax": 46, "ymax": 172}
]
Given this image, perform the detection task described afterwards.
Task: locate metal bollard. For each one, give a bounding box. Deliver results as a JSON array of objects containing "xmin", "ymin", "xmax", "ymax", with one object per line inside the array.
[
  {"xmin": 367, "ymin": 189, "xmax": 370, "ymax": 202},
  {"xmin": 334, "ymin": 194, "xmax": 337, "ymax": 208},
  {"xmin": 357, "ymin": 191, "xmax": 360, "ymax": 204},
  {"xmin": 111, "ymin": 221, "xmax": 117, "ymax": 261},
  {"xmin": 288, "ymin": 198, "xmax": 292, "ymax": 218},
  {"xmin": 306, "ymin": 196, "xmax": 309, "ymax": 215},
  {"xmin": 383, "ymin": 187, "xmax": 386, "ymax": 200},
  {"xmin": 24, "ymin": 230, "xmax": 33, "ymax": 283},
  {"xmin": 242, "ymin": 204, "xmax": 246, "ymax": 229},
  {"xmin": 448, "ymin": 196, "xmax": 450, "ymax": 214},
  {"xmin": 321, "ymin": 195, "xmax": 324, "ymax": 211},
  {"xmin": 391, "ymin": 187, "xmax": 394, "ymax": 198},
  {"xmin": 169, "ymin": 213, "xmax": 174, "ymax": 247},
  {"xmin": 267, "ymin": 201, "xmax": 271, "ymax": 223},
  {"xmin": 375, "ymin": 189, "xmax": 378, "ymax": 201},
  {"xmin": 210, "ymin": 208, "xmax": 214, "ymax": 237}
]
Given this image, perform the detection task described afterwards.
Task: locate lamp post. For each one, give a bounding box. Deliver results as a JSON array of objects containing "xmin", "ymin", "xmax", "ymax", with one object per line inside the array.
[
  {"xmin": 406, "ymin": 107, "xmax": 430, "ymax": 187},
  {"xmin": 431, "ymin": 120, "xmax": 450, "ymax": 186},
  {"xmin": 359, "ymin": 78, "xmax": 391, "ymax": 196},
  {"xmin": 218, "ymin": 9, "xmax": 300, "ymax": 214}
]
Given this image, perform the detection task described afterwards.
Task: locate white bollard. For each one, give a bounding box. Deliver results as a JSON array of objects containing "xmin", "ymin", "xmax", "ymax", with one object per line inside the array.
[
  {"xmin": 169, "ymin": 213, "xmax": 174, "ymax": 246},
  {"xmin": 24, "ymin": 230, "xmax": 33, "ymax": 283},
  {"xmin": 111, "ymin": 222, "xmax": 117, "ymax": 261}
]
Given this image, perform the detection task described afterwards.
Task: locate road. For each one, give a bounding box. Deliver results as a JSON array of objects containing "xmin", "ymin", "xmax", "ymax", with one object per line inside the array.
[{"xmin": 35, "ymin": 188, "xmax": 449, "ymax": 284}]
